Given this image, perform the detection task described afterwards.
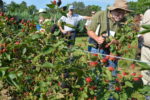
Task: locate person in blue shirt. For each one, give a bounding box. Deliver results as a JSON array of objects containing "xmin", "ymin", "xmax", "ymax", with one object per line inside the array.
[{"xmin": 36, "ymin": 9, "xmax": 46, "ymax": 31}]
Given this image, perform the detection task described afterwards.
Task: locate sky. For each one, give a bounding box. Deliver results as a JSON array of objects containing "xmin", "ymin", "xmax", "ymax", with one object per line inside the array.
[{"xmin": 4, "ymin": 0, "xmax": 138, "ymax": 10}]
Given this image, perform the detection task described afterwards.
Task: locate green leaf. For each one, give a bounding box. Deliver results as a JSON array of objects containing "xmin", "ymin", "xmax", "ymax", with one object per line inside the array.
[
  {"xmin": 0, "ymin": 67, "xmax": 9, "ymax": 77},
  {"xmin": 90, "ymin": 90, "xmax": 94, "ymax": 95},
  {"xmin": 46, "ymin": 4, "xmax": 55, "ymax": 9},
  {"xmin": 53, "ymin": 31, "xmax": 60, "ymax": 36},
  {"xmin": 6, "ymin": 54, "xmax": 11, "ymax": 60},
  {"xmin": 104, "ymin": 92, "xmax": 111, "ymax": 100},
  {"xmin": 137, "ymin": 62, "xmax": 150, "ymax": 70},
  {"xmin": 32, "ymin": 54, "xmax": 42, "ymax": 64},
  {"xmin": 42, "ymin": 62, "xmax": 54, "ymax": 68},
  {"xmin": 105, "ymin": 70, "xmax": 112, "ymax": 80},
  {"xmin": 125, "ymin": 81, "xmax": 133, "ymax": 88},
  {"xmin": 53, "ymin": 41, "xmax": 64, "ymax": 48},
  {"xmin": 0, "ymin": 21, "xmax": 3, "ymax": 26},
  {"xmin": 22, "ymin": 48, "xmax": 27, "ymax": 55},
  {"xmin": 139, "ymin": 29, "xmax": 150, "ymax": 34},
  {"xmin": 71, "ymin": 68, "xmax": 84, "ymax": 77},
  {"xmin": 144, "ymin": 2, "xmax": 150, "ymax": 6},
  {"xmin": 113, "ymin": 93, "xmax": 119, "ymax": 99},
  {"xmin": 65, "ymin": 24, "xmax": 76, "ymax": 29},
  {"xmin": 8, "ymin": 73, "xmax": 17, "ymax": 80},
  {"xmin": 0, "ymin": 67, "xmax": 9, "ymax": 71},
  {"xmin": 34, "ymin": 86, "xmax": 40, "ymax": 92},
  {"xmin": 138, "ymin": 86, "xmax": 150, "ymax": 93},
  {"xmin": 42, "ymin": 46, "xmax": 55, "ymax": 55},
  {"xmin": 56, "ymin": 93, "xmax": 65, "ymax": 99},
  {"xmin": 73, "ymin": 85, "xmax": 80, "ymax": 88},
  {"xmin": 61, "ymin": 22, "xmax": 76, "ymax": 29},
  {"xmin": 81, "ymin": 92, "xmax": 88, "ymax": 99},
  {"xmin": 141, "ymin": 24, "xmax": 150, "ymax": 29},
  {"xmin": 31, "ymin": 34, "xmax": 41, "ymax": 40},
  {"xmin": 17, "ymin": 71, "xmax": 23, "ymax": 77},
  {"xmin": 8, "ymin": 73, "xmax": 20, "ymax": 89}
]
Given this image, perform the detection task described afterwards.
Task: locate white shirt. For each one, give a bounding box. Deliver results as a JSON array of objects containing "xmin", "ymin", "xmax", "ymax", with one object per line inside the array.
[{"xmin": 59, "ymin": 13, "xmax": 84, "ymax": 31}]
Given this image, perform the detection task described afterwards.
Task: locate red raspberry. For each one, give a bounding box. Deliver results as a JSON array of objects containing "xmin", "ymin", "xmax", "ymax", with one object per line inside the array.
[
  {"xmin": 89, "ymin": 61, "xmax": 98, "ymax": 67},
  {"xmin": 79, "ymin": 87, "xmax": 83, "ymax": 91},
  {"xmin": 115, "ymin": 86, "xmax": 121, "ymax": 91},
  {"xmin": 117, "ymin": 74, "xmax": 123, "ymax": 79},
  {"xmin": 131, "ymin": 72, "xmax": 136, "ymax": 76},
  {"xmin": 138, "ymin": 75, "xmax": 143, "ymax": 78},
  {"xmin": 15, "ymin": 41, "xmax": 20, "ymax": 45},
  {"xmin": 133, "ymin": 77, "xmax": 139, "ymax": 81},
  {"xmin": 92, "ymin": 53, "xmax": 98, "ymax": 56},
  {"xmin": 86, "ymin": 77, "xmax": 92, "ymax": 83},
  {"xmin": 130, "ymin": 64, "xmax": 135, "ymax": 69},
  {"xmin": 101, "ymin": 58, "xmax": 107, "ymax": 63},
  {"xmin": 122, "ymin": 72, "xmax": 128, "ymax": 76},
  {"xmin": 108, "ymin": 66, "xmax": 114, "ymax": 71}
]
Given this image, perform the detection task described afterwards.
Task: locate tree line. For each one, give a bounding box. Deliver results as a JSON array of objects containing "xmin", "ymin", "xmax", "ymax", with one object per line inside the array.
[{"xmin": 1, "ymin": 0, "xmax": 150, "ymax": 20}]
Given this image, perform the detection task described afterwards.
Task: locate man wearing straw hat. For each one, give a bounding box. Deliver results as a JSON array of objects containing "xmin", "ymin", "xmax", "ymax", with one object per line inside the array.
[{"xmin": 87, "ymin": 0, "xmax": 132, "ymax": 71}]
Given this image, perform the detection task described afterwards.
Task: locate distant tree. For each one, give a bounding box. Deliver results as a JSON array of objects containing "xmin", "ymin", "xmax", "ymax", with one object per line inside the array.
[
  {"xmin": 5, "ymin": 1, "xmax": 37, "ymax": 20},
  {"xmin": 28, "ymin": 5, "xmax": 37, "ymax": 15},
  {"xmin": 128, "ymin": 0, "xmax": 150, "ymax": 15},
  {"xmin": 6, "ymin": 1, "xmax": 19, "ymax": 12},
  {"xmin": 84, "ymin": 5, "xmax": 101, "ymax": 16},
  {"xmin": 0, "ymin": 0, "xmax": 3, "ymax": 11},
  {"xmin": 72, "ymin": 1, "xmax": 85, "ymax": 10},
  {"xmin": 70, "ymin": 2, "xmax": 101, "ymax": 16}
]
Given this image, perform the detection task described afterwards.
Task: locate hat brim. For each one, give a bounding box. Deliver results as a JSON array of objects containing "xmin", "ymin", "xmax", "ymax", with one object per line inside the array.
[{"xmin": 108, "ymin": 6, "xmax": 133, "ymax": 12}]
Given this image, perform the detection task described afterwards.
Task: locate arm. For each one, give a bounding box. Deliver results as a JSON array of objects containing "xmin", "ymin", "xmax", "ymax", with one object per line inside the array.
[
  {"xmin": 57, "ymin": 21, "xmax": 63, "ymax": 31},
  {"xmin": 87, "ymin": 30, "xmax": 104, "ymax": 44},
  {"xmin": 78, "ymin": 14, "xmax": 91, "ymax": 21},
  {"xmin": 87, "ymin": 11, "xmax": 105, "ymax": 44},
  {"xmin": 57, "ymin": 17, "xmax": 67, "ymax": 34},
  {"xmin": 83, "ymin": 16, "xmax": 92, "ymax": 20}
]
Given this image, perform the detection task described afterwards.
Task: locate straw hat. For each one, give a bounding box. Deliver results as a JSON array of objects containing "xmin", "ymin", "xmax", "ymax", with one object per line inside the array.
[{"xmin": 108, "ymin": 0, "xmax": 132, "ymax": 12}]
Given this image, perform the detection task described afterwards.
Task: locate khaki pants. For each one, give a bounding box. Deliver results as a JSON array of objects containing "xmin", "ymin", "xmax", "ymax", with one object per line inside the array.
[{"xmin": 141, "ymin": 46, "xmax": 150, "ymax": 85}]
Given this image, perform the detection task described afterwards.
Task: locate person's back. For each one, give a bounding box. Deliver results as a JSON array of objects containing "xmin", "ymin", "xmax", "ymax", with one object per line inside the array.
[
  {"xmin": 140, "ymin": 9, "xmax": 150, "ymax": 62},
  {"xmin": 140, "ymin": 9, "xmax": 150, "ymax": 86},
  {"xmin": 140, "ymin": 9, "xmax": 150, "ymax": 50}
]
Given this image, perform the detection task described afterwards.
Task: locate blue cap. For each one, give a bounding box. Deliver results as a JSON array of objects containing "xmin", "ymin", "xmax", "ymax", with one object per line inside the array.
[{"xmin": 68, "ymin": 5, "xmax": 75, "ymax": 10}]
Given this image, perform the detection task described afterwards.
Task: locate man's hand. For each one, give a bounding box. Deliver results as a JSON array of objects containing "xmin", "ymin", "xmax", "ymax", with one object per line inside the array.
[
  {"xmin": 61, "ymin": 29, "xmax": 67, "ymax": 34},
  {"xmin": 95, "ymin": 36, "xmax": 105, "ymax": 44},
  {"xmin": 105, "ymin": 39, "xmax": 119, "ymax": 48},
  {"xmin": 58, "ymin": 21, "xmax": 67, "ymax": 34},
  {"xmin": 111, "ymin": 39, "xmax": 119, "ymax": 44},
  {"xmin": 87, "ymin": 30, "xmax": 105, "ymax": 44}
]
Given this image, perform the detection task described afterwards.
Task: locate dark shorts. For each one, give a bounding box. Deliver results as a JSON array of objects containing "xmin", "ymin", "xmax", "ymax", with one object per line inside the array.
[{"xmin": 63, "ymin": 31, "xmax": 76, "ymax": 46}]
